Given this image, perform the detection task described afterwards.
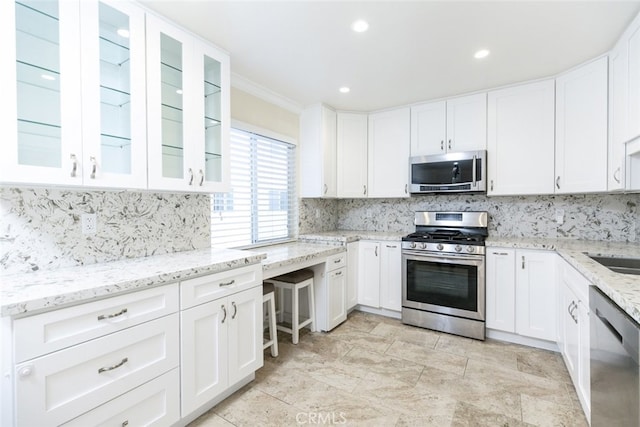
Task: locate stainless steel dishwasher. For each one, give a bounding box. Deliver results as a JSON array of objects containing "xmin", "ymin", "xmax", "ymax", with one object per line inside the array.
[{"xmin": 590, "ymin": 286, "xmax": 640, "ymax": 427}]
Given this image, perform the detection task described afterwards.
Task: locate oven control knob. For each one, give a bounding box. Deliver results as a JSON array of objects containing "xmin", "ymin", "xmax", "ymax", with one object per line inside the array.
[
  {"xmin": 455, "ymin": 245, "xmax": 462, "ymax": 252},
  {"xmin": 466, "ymin": 246, "xmax": 475, "ymax": 253},
  {"xmin": 436, "ymin": 243, "xmax": 444, "ymax": 251},
  {"xmin": 420, "ymin": 243, "xmax": 428, "ymax": 250},
  {"xmin": 410, "ymin": 242, "xmax": 416, "ymax": 249}
]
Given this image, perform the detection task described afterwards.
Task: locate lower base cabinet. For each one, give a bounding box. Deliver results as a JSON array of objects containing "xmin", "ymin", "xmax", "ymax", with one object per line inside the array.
[
  {"xmin": 180, "ymin": 285, "xmax": 263, "ymax": 417},
  {"xmin": 357, "ymin": 241, "xmax": 401, "ymax": 312}
]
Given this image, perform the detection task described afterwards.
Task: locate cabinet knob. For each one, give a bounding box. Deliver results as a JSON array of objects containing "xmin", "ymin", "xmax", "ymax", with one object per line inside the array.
[{"xmin": 18, "ymin": 365, "xmax": 33, "ymax": 378}]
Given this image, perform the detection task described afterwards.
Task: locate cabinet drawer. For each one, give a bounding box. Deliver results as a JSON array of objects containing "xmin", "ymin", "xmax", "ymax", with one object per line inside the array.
[
  {"xmin": 62, "ymin": 368, "xmax": 180, "ymax": 427},
  {"xmin": 326, "ymin": 252, "xmax": 347, "ymax": 272},
  {"xmin": 15, "ymin": 314, "xmax": 179, "ymax": 427},
  {"xmin": 180, "ymin": 264, "xmax": 262, "ymax": 309},
  {"xmin": 14, "ymin": 284, "xmax": 179, "ymax": 362},
  {"xmin": 561, "ymin": 261, "xmax": 590, "ymax": 303}
]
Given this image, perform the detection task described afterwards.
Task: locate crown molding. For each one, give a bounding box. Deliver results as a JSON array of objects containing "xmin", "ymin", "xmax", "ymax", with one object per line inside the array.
[{"xmin": 231, "ymin": 73, "xmax": 303, "ymax": 114}]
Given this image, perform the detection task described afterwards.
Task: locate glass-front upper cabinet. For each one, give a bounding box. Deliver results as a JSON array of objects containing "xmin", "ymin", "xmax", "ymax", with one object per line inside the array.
[
  {"xmin": 79, "ymin": 0, "xmax": 147, "ymax": 189},
  {"xmin": 0, "ymin": 0, "xmax": 83, "ymax": 185},
  {"xmin": 146, "ymin": 14, "xmax": 229, "ymax": 193}
]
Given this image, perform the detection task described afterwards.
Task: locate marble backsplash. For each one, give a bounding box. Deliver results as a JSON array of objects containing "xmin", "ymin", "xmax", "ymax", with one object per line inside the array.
[
  {"xmin": 298, "ymin": 198, "xmax": 339, "ymax": 234},
  {"xmin": 1, "ymin": 188, "xmax": 211, "ymax": 275},
  {"xmin": 330, "ymin": 193, "xmax": 640, "ymax": 242}
]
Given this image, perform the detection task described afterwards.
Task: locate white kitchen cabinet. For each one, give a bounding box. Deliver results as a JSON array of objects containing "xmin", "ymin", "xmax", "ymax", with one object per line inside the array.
[
  {"xmin": 368, "ymin": 108, "xmax": 411, "ymax": 197},
  {"xmin": 487, "ymin": 80, "xmax": 555, "ymax": 195},
  {"xmin": 486, "ymin": 248, "xmax": 556, "ymax": 342},
  {"xmin": 146, "ymin": 13, "xmax": 230, "ymax": 193},
  {"xmin": 300, "ymin": 104, "xmax": 337, "ymax": 197},
  {"xmin": 410, "ymin": 93, "xmax": 487, "ymax": 156},
  {"xmin": 346, "ymin": 242, "xmax": 359, "ymax": 310},
  {"xmin": 180, "ymin": 274, "xmax": 263, "ymax": 418},
  {"xmin": 555, "ymin": 56, "xmax": 608, "ymax": 194},
  {"xmin": 315, "ymin": 252, "xmax": 347, "ymax": 331},
  {"xmin": 337, "ymin": 112, "xmax": 368, "ymax": 198},
  {"xmin": 627, "ymin": 12, "xmax": 640, "ymax": 142},
  {"xmin": 15, "ymin": 314, "xmax": 179, "ymax": 427},
  {"xmin": 357, "ymin": 241, "xmax": 402, "ymax": 312},
  {"xmin": 557, "ymin": 259, "xmax": 590, "ymax": 420},
  {"xmin": 609, "ymin": 41, "xmax": 629, "ymax": 191}
]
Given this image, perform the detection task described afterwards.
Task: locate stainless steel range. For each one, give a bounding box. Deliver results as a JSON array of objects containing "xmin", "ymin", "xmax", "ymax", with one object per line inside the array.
[{"xmin": 401, "ymin": 211, "xmax": 488, "ymax": 340}]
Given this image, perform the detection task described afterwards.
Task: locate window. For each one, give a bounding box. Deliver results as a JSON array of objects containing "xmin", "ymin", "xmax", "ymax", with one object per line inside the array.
[{"xmin": 211, "ymin": 127, "xmax": 296, "ymax": 248}]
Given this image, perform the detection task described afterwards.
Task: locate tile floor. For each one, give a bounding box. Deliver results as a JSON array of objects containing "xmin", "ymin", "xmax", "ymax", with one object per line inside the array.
[{"xmin": 189, "ymin": 311, "xmax": 588, "ymax": 427}]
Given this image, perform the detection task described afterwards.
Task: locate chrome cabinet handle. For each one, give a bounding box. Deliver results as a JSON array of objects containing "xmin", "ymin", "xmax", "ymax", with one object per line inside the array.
[
  {"xmin": 440, "ymin": 140, "xmax": 444, "ymax": 151},
  {"xmin": 375, "ymin": 246, "xmax": 378, "ymax": 257},
  {"xmin": 335, "ymin": 270, "xmax": 343, "ymax": 276},
  {"xmin": 188, "ymin": 168, "xmax": 194, "ymax": 185},
  {"xmin": 490, "ymin": 180, "xmax": 494, "ymax": 191},
  {"xmin": 614, "ymin": 167, "xmax": 621, "ymax": 183},
  {"xmin": 556, "ymin": 176, "xmax": 560, "ymax": 190},
  {"xmin": 387, "ymin": 245, "xmax": 397, "ymax": 248},
  {"xmin": 90, "ymin": 156, "xmax": 97, "ymax": 179},
  {"xmin": 199, "ymin": 169, "xmax": 204, "ymax": 186},
  {"xmin": 232, "ymin": 301, "xmax": 237, "ymax": 319},
  {"xmin": 405, "ymin": 184, "xmax": 408, "ymax": 194},
  {"xmin": 98, "ymin": 357, "xmax": 128, "ymax": 374},
  {"xmin": 324, "ymin": 184, "xmax": 328, "ymax": 194},
  {"xmin": 220, "ymin": 279, "xmax": 235, "ymax": 287},
  {"xmin": 334, "ymin": 259, "xmax": 341, "ymax": 263},
  {"xmin": 472, "ymin": 154, "xmax": 477, "ymax": 188},
  {"xmin": 492, "ymin": 252, "xmax": 509, "ymax": 256},
  {"xmin": 448, "ymin": 139, "xmax": 452, "ymax": 150},
  {"xmin": 568, "ymin": 301, "xmax": 578, "ymax": 324},
  {"xmin": 221, "ymin": 304, "xmax": 227, "ymax": 323},
  {"xmin": 70, "ymin": 154, "xmax": 77, "ymax": 177},
  {"xmin": 521, "ymin": 256, "xmax": 525, "ymax": 269},
  {"xmin": 363, "ymin": 185, "xmax": 366, "ymax": 195},
  {"xmin": 97, "ymin": 308, "xmax": 128, "ymax": 321}
]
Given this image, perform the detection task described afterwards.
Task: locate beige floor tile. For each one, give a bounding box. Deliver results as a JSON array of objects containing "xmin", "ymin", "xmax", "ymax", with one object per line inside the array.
[
  {"xmin": 213, "ymin": 386, "xmax": 302, "ymax": 426},
  {"xmin": 338, "ymin": 310, "xmax": 382, "ymax": 332},
  {"xmin": 435, "ymin": 334, "xmax": 520, "ymax": 370},
  {"xmin": 396, "ymin": 414, "xmax": 454, "ymax": 427},
  {"xmin": 369, "ymin": 322, "xmax": 440, "ymax": 348},
  {"xmin": 520, "ymin": 393, "xmax": 589, "ymax": 427},
  {"xmin": 324, "ymin": 325, "xmax": 395, "ymax": 354},
  {"xmin": 341, "ymin": 346, "xmax": 425, "ymax": 385},
  {"xmin": 450, "ymin": 401, "xmax": 533, "ymax": 427},
  {"xmin": 386, "ymin": 339, "xmax": 468, "ymax": 375},
  {"xmin": 516, "ymin": 348, "xmax": 573, "ymax": 385},
  {"xmin": 187, "ymin": 409, "xmax": 235, "ymax": 427}
]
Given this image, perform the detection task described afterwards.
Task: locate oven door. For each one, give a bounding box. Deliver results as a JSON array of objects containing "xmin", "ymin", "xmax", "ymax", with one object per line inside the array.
[{"xmin": 402, "ymin": 250, "xmax": 485, "ymax": 321}]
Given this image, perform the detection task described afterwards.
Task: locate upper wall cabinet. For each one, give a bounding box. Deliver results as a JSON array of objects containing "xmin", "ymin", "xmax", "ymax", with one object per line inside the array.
[
  {"xmin": 410, "ymin": 93, "xmax": 487, "ymax": 157},
  {"xmin": 487, "ymin": 80, "xmax": 555, "ymax": 195},
  {"xmin": 555, "ymin": 56, "xmax": 608, "ymax": 194},
  {"xmin": 627, "ymin": 13, "xmax": 640, "ymax": 142},
  {"xmin": 1, "ymin": 0, "xmax": 83, "ymax": 186},
  {"xmin": 146, "ymin": 14, "xmax": 230, "ymax": 193},
  {"xmin": 609, "ymin": 40, "xmax": 629, "ymax": 191},
  {"xmin": 368, "ymin": 107, "xmax": 410, "ymax": 198},
  {"xmin": 336, "ymin": 112, "xmax": 368, "ymax": 198},
  {"xmin": 300, "ymin": 104, "xmax": 337, "ymax": 197}
]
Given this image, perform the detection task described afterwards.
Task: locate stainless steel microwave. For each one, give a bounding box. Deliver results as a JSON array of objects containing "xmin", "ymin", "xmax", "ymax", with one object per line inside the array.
[{"xmin": 409, "ymin": 150, "xmax": 486, "ymax": 194}]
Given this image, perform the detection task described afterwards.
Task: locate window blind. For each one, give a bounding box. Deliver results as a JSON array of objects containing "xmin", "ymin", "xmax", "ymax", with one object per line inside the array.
[{"xmin": 211, "ymin": 128, "xmax": 296, "ymax": 248}]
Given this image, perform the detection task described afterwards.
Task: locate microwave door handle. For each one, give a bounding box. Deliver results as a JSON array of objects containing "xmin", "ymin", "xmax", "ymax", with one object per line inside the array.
[{"xmin": 472, "ymin": 154, "xmax": 477, "ymax": 188}]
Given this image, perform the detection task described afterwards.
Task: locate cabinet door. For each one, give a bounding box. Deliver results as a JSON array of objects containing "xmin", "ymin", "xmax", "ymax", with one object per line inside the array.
[
  {"xmin": 357, "ymin": 241, "xmax": 380, "ymax": 307},
  {"xmin": 380, "ymin": 242, "xmax": 402, "ymax": 311},
  {"xmin": 577, "ymin": 299, "xmax": 591, "ymax": 418},
  {"xmin": 190, "ymin": 38, "xmax": 230, "ymax": 193},
  {"xmin": 300, "ymin": 104, "xmax": 337, "ymax": 197},
  {"xmin": 0, "ymin": 0, "xmax": 83, "ymax": 186},
  {"xmin": 515, "ymin": 250, "xmax": 557, "ymax": 341},
  {"xmin": 410, "ymin": 101, "xmax": 446, "ymax": 156},
  {"xmin": 367, "ymin": 108, "xmax": 410, "ymax": 198},
  {"xmin": 327, "ymin": 268, "xmax": 347, "ymax": 330},
  {"xmin": 560, "ymin": 282, "xmax": 580, "ymax": 382},
  {"xmin": 79, "ymin": 0, "xmax": 147, "ymax": 189},
  {"xmin": 555, "ymin": 57, "xmax": 608, "ymax": 193},
  {"xmin": 446, "ymin": 93, "xmax": 487, "ymax": 153},
  {"xmin": 628, "ymin": 14, "xmax": 640, "ymax": 141},
  {"xmin": 346, "ymin": 242, "xmax": 359, "ymax": 310},
  {"xmin": 609, "ymin": 42, "xmax": 628, "ymax": 191},
  {"xmin": 180, "ymin": 300, "xmax": 228, "ymax": 417},
  {"xmin": 485, "ymin": 249, "xmax": 516, "ymax": 332},
  {"xmin": 228, "ymin": 287, "xmax": 263, "ymax": 386},
  {"xmin": 337, "ymin": 112, "xmax": 368, "ymax": 197},
  {"xmin": 487, "ymin": 80, "xmax": 555, "ymax": 195}
]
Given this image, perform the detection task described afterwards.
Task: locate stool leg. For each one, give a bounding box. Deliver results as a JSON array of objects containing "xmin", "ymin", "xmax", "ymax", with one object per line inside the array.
[
  {"xmin": 277, "ymin": 287, "xmax": 285, "ymax": 323},
  {"xmin": 308, "ymin": 281, "xmax": 316, "ymax": 333},
  {"xmin": 268, "ymin": 295, "xmax": 278, "ymax": 357},
  {"xmin": 292, "ymin": 285, "xmax": 300, "ymax": 344}
]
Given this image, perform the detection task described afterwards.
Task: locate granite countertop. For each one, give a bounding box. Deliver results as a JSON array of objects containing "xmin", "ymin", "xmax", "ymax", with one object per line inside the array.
[
  {"xmin": 260, "ymin": 241, "xmax": 345, "ymax": 279},
  {"xmin": 299, "ymin": 230, "xmax": 406, "ymax": 244},
  {"xmin": 1, "ymin": 247, "xmax": 266, "ymax": 317},
  {"xmin": 487, "ymin": 237, "xmax": 640, "ymax": 324}
]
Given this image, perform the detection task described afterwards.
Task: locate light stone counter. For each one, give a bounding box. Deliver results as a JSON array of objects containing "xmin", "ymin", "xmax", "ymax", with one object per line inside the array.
[
  {"xmin": 487, "ymin": 237, "xmax": 640, "ymax": 325},
  {"xmin": 1, "ymin": 247, "xmax": 266, "ymax": 317},
  {"xmin": 260, "ymin": 241, "xmax": 345, "ymax": 280},
  {"xmin": 299, "ymin": 230, "xmax": 406, "ymax": 245}
]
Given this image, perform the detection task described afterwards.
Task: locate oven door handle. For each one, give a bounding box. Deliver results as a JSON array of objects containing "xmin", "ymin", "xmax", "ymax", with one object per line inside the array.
[{"xmin": 402, "ymin": 251, "xmax": 484, "ymax": 264}]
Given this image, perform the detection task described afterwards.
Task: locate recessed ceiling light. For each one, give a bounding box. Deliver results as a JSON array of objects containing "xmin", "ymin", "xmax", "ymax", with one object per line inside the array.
[
  {"xmin": 40, "ymin": 74, "xmax": 55, "ymax": 81},
  {"xmin": 474, "ymin": 49, "xmax": 490, "ymax": 59},
  {"xmin": 339, "ymin": 87, "xmax": 350, "ymax": 93},
  {"xmin": 117, "ymin": 28, "xmax": 130, "ymax": 38},
  {"xmin": 351, "ymin": 20, "xmax": 369, "ymax": 33}
]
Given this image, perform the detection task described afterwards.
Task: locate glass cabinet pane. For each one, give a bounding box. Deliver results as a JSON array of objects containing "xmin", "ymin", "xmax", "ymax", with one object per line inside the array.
[
  {"xmin": 15, "ymin": 0, "xmax": 62, "ymax": 168},
  {"xmin": 98, "ymin": 2, "xmax": 131, "ymax": 175},
  {"xmin": 204, "ymin": 55, "xmax": 222, "ymax": 182},
  {"xmin": 160, "ymin": 33, "xmax": 184, "ymax": 179}
]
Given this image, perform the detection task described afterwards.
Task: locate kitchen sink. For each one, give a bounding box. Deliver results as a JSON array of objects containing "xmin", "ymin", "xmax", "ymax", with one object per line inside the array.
[{"xmin": 588, "ymin": 255, "xmax": 640, "ymax": 275}]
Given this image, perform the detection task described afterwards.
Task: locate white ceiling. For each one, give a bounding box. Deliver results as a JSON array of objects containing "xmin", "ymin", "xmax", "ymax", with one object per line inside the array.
[{"xmin": 141, "ymin": 1, "xmax": 640, "ymax": 112}]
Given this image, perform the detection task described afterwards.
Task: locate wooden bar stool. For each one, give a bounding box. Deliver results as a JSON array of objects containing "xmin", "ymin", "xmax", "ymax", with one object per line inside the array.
[
  {"xmin": 269, "ymin": 269, "xmax": 315, "ymax": 344},
  {"xmin": 262, "ymin": 282, "xmax": 278, "ymax": 357}
]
